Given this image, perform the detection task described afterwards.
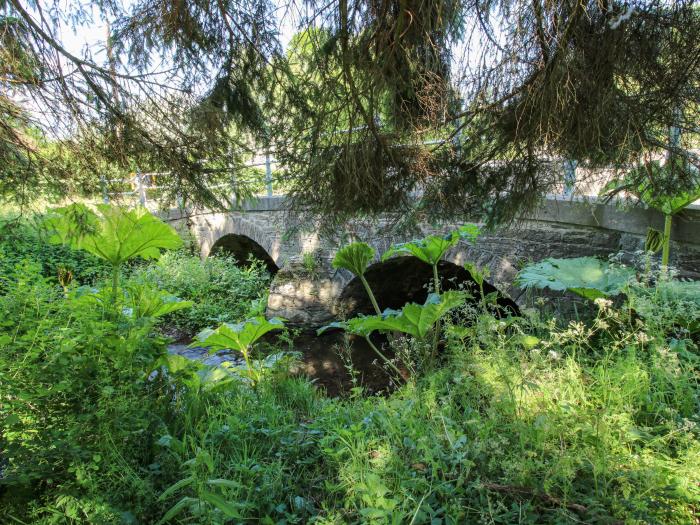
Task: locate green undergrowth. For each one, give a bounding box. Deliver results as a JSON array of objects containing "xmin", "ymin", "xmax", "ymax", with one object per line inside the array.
[
  {"xmin": 2, "ymin": 209, "xmax": 699, "ymax": 524},
  {"xmin": 2, "ymin": 260, "xmax": 699, "ymax": 524},
  {"xmin": 0, "ymin": 214, "xmax": 271, "ymax": 338},
  {"xmin": 127, "ymin": 251, "xmax": 272, "ymax": 336},
  {"xmin": 0, "ymin": 214, "xmax": 110, "ymax": 290}
]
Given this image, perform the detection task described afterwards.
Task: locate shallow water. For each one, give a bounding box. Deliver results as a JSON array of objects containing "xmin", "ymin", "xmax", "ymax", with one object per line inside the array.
[
  {"xmin": 167, "ymin": 331, "xmax": 394, "ymax": 397},
  {"xmin": 167, "ymin": 343, "xmax": 245, "ymax": 367},
  {"xmin": 285, "ymin": 331, "xmax": 395, "ymax": 396}
]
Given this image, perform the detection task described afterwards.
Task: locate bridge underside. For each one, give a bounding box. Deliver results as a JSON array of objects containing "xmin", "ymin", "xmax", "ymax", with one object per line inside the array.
[
  {"xmin": 210, "ymin": 233, "xmax": 279, "ymax": 274},
  {"xmin": 339, "ymin": 258, "xmax": 518, "ymax": 318}
]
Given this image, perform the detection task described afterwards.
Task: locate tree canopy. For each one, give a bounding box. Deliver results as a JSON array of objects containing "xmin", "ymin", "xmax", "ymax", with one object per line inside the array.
[{"xmin": 2, "ymin": 0, "xmax": 699, "ymax": 227}]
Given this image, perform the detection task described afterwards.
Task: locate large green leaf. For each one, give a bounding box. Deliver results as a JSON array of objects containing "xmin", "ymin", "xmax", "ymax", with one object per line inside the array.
[
  {"xmin": 126, "ymin": 283, "xmax": 193, "ymax": 319},
  {"xmin": 318, "ymin": 317, "xmax": 390, "ymax": 338},
  {"xmin": 44, "ymin": 204, "xmax": 183, "ymax": 266},
  {"xmin": 381, "ymin": 224, "xmax": 480, "ymax": 266},
  {"xmin": 199, "ymin": 367, "xmax": 236, "ymax": 392},
  {"xmin": 42, "ymin": 202, "xmax": 100, "ymax": 245},
  {"xmin": 158, "ymin": 476, "xmax": 195, "ymax": 501},
  {"xmin": 319, "ymin": 291, "xmax": 466, "ymax": 340},
  {"xmin": 193, "ymin": 316, "xmax": 285, "ymax": 355},
  {"xmin": 516, "ymin": 257, "xmax": 635, "ymax": 300},
  {"xmin": 161, "ymin": 354, "xmax": 201, "ymax": 375},
  {"xmin": 383, "ymin": 291, "xmax": 467, "ymax": 338},
  {"xmin": 199, "ymin": 491, "xmax": 243, "ymax": 518},
  {"xmin": 332, "ymin": 242, "xmax": 375, "ymax": 276},
  {"xmin": 157, "ymin": 496, "xmax": 198, "ymax": 525}
]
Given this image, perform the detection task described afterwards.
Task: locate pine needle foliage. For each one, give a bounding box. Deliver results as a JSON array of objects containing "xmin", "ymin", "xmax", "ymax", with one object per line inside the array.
[
  {"xmin": 1, "ymin": 0, "xmax": 699, "ymax": 226},
  {"xmin": 274, "ymin": 0, "xmax": 700, "ymax": 229}
]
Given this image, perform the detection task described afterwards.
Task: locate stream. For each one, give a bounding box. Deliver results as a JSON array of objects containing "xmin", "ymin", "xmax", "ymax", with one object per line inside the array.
[{"xmin": 167, "ymin": 331, "xmax": 395, "ymax": 396}]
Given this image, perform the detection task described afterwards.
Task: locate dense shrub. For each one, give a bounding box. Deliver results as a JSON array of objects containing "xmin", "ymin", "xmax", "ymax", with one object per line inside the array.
[
  {"xmin": 0, "ymin": 215, "xmax": 269, "ymax": 336},
  {"xmin": 0, "ymin": 264, "xmax": 173, "ymax": 523},
  {"xmin": 0, "ymin": 215, "xmax": 109, "ymax": 290},
  {"xmin": 2, "ymin": 222, "xmax": 699, "ymax": 523},
  {"xmin": 129, "ymin": 251, "xmax": 272, "ymax": 336}
]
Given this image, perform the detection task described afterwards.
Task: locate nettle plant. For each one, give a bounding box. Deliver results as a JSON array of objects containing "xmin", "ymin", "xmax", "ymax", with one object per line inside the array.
[
  {"xmin": 629, "ymin": 279, "xmax": 700, "ymax": 335},
  {"xmin": 327, "ymin": 225, "xmax": 481, "ymax": 375}
]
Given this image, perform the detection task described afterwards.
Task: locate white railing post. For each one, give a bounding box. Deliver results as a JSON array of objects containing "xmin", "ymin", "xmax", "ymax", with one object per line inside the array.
[
  {"xmin": 265, "ymin": 152, "xmax": 273, "ymax": 197},
  {"xmin": 226, "ymin": 146, "xmax": 235, "ymax": 208},
  {"xmin": 176, "ymin": 189, "xmax": 184, "ymax": 210},
  {"xmin": 100, "ymin": 175, "xmax": 109, "ymax": 203},
  {"xmin": 453, "ymin": 115, "xmax": 463, "ymax": 152},
  {"xmin": 229, "ymin": 162, "xmax": 237, "ymax": 208},
  {"xmin": 136, "ymin": 170, "xmax": 147, "ymax": 206},
  {"xmin": 563, "ymin": 159, "xmax": 577, "ymax": 196}
]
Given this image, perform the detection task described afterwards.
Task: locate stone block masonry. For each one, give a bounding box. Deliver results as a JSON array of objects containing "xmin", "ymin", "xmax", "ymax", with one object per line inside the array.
[{"xmin": 165, "ymin": 197, "xmax": 699, "ymax": 327}]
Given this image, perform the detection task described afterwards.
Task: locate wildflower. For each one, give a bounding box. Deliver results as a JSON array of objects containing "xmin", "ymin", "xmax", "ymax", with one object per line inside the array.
[
  {"xmin": 548, "ymin": 350, "xmax": 560, "ymax": 360},
  {"xmin": 594, "ymin": 298, "xmax": 613, "ymax": 310},
  {"xmin": 521, "ymin": 307, "xmax": 538, "ymax": 318},
  {"xmin": 637, "ymin": 332, "xmax": 651, "ymax": 344}
]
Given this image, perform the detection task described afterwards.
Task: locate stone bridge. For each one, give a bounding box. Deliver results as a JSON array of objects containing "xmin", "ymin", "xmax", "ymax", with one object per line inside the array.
[{"xmin": 166, "ymin": 197, "xmax": 700, "ymax": 327}]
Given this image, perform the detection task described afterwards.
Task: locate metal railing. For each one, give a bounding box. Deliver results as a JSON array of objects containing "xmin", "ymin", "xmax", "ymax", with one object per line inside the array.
[
  {"xmin": 100, "ymin": 123, "xmax": 466, "ymax": 207},
  {"xmin": 101, "ymin": 152, "xmax": 278, "ymax": 207},
  {"xmin": 101, "ymin": 153, "xmax": 601, "ymax": 209},
  {"xmin": 102, "ymin": 139, "xmax": 693, "ymax": 210}
]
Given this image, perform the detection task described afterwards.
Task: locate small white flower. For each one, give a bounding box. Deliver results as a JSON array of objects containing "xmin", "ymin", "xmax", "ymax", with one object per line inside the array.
[
  {"xmin": 594, "ymin": 298, "xmax": 613, "ymax": 310},
  {"xmin": 548, "ymin": 350, "xmax": 560, "ymax": 360},
  {"xmin": 637, "ymin": 332, "xmax": 651, "ymax": 344}
]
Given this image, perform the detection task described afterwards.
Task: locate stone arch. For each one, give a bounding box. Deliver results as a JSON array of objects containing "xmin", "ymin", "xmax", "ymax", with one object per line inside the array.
[
  {"xmin": 210, "ymin": 233, "xmax": 279, "ymax": 274},
  {"xmin": 337, "ymin": 256, "xmax": 519, "ymax": 318},
  {"xmin": 197, "ymin": 215, "xmax": 281, "ymax": 274}
]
